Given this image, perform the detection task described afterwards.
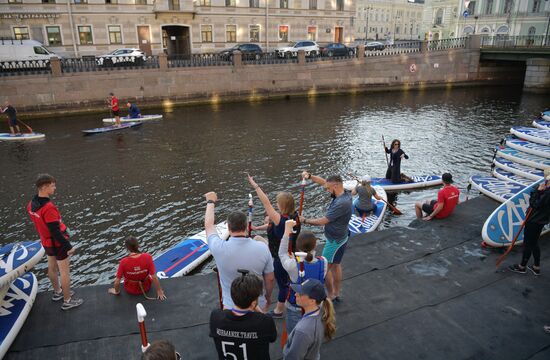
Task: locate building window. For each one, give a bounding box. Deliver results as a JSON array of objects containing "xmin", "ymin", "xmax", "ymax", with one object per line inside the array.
[
  {"xmin": 78, "ymin": 26, "xmax": 93, "ymax": 45},
  {"xmin": 135, "ymin": 0, "xmax": 147, "ymax": 4},
  {"xmin": 307, "ymin": 26, "xmax": 317, "ymax": 41},
  {"xmin": 13, "ymin": 27, "xmax": 29, "ymax": 40},
  {"xmin": 42, "ymin": 0, "xmax": 56, "ymax": 3},
  {"xmin": 279, "ymin": 25, "xmax": 289, "ymax": 42},
  {"xmin": 280, "ymin": 0, "xmax": 288, "ymax": 9},
  {"xmin": 503, "ymin": 0, "xmax": 513, "ymax": 13},
  {"xmin": 199, "ymin": 0, "xmax": 210, "ymax": 5},
  {"xmin": 226, "ymin": 25, "xmax": 237, "ymax": 43},
  {"xmin": 169, "ymin": 0, "xmax": 179, "ymax": 9},
  {"xmin": 249, "ymin": 25, "xmax": 260, "ymax": 42},
  {"xmin": 225, "ymin": 0, "xmax": 235, "ymax": 6},
  {"xmin": 532, "ymin": 0, "xmax": 541, "ymax": 12},
  {"xmin": 201, "ymin": 25, "xmax": 213, "ymax": 42},
  {"xmin": 484, "ymin": 0, "xmax": 493, "ymax": 14},
  {"xmin": 46, "ymin": 26, "xmax": 62, "ymax": 46},
  {"xmin": 108, "ymin": 25, "xmax": 122, "ymax": 44},
  {"xmin": 434, "ymin": 8, "xmax": 443, "ymax": 26},
  {"xmin": 106, "ymin": 0, "xmax": 119, "ymax": 3},
  {"xmin": 8, "ymin": 0, "xmax": 22, "ymax": 3},
  {"xmin": 336, "ymin": 0, "xmax": 343, "ymax": 11},
  {"xmin": 309, "ymin": 0, "xmax": 316, "ymax": 10},
  {"xmin": 249, "ymin": 0, "xmax": 259, "ymax": 7},
  {"xmin": 467, "ymin": 1, "xmax": 476, "ymax": 15}
]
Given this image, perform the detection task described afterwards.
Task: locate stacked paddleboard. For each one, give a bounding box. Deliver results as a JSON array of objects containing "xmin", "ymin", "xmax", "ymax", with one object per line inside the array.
[
  {"xmin": 0, "ymin": 241, "xmax": 44, "ymax": 358},
  {"xmin": 348, "ymin": 186, "xmax": 387, "ymax": 235}
]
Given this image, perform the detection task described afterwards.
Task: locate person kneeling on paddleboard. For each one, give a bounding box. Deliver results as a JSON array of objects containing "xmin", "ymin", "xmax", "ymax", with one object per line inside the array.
[
  {"xmin": 351, "ymin": 175, "xmax": 384, "ymax": 219},
  {"xmin": 127, "ymin": 102, "xmax": 142, "ymax": 119},
  {"xmin": 415, "ymin": 173, "xmax": 460, "ymax": 221},
  {"xmin": 108, "ymin": 236, "xmax": 166, "ymax": 300}
]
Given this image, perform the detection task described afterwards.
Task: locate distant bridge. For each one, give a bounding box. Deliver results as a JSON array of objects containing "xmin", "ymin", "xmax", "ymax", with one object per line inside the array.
[{"xmin": 480, "ymin": 35, "xmax": 550, "ymax": 61}]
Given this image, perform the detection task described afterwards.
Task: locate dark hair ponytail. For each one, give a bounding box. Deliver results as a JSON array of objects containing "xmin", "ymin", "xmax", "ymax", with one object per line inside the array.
[
  {"xmin": 125, "ymin": 236, "xmax": 141, "ymax": 253},
  {"xmin": 296, "ymin": 231, "xmax": 317, "ymax": 262}
]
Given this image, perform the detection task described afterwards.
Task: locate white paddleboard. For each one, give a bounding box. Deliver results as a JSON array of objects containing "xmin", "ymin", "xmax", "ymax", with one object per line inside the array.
[
  {"xmin": 102, "ymin": 114, "xmax": 163, "ymax": 124},
  {"xmin": 348, "ymin": 186, "xmax": 387, "ymax": 235},
  {"xmin": 493, "ymin": 157, "xmax": 544, "ymax": 181},
  {"xmin": 0, "ymin": 133, "xmax": 45, "ymax": 141},
  {"xmin": 469, "ymin": 175, "xmax": 526, "ymax": 203},
  {"xmin": 497, "ymin": 146, "xmax": 550, "ymax": 170},
  {"xmin": 505, "ymin": 137, "xmax": 550, "ymax": 159},
  {"xmin": 0, "ymin": 241, "xmax": 44, "ymax": 289},
  {"xmin": 492, "ymin": 168, "xmax": 533, "ymax": 187},
  {"xmin": 510, "ymin": 127, "xmax": 550, "ymax": 146}
]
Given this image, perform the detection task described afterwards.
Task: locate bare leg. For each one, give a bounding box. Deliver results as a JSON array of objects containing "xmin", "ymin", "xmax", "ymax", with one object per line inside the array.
[
  {"xmin": 325, "ymin": 263, "xmax": 335, "ymax": 299},
  {"xmin": 15, "ymin": 125, "xmax": 21, "ymax": 134},
  {"xmin": 57, "ymin": 257, "xmax": 72, "ymax": 301},
  {"xmin": 115, "ymin": 115, "xmax": 121, "ymax": 126},
  {"xmin": 415, "ymin": 201, "xmax": 426, "ymax": 219},
  {"xmin": 275, "ymin": 301, "xmax": 285, "ymax": 314},
  {"xmin": 47, "ymin": 256, "xmax": 61, "ymax": 293},
  {"xmin": 9, "ymin": 126, "xmax": 15, "ymax": 135},
  {"xmin": 332, "ymin": 264, "xmax": 343, "ymax": 298}
]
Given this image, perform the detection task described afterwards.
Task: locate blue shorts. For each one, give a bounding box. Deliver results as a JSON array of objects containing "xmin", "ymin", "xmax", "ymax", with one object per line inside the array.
[
  {"xmin": 322, "ymin": 236, "xmax": 348, "ymax": 264},
  {"xmin": 8, "ymin": 117, "xmax": 17, "ymax": 127}
]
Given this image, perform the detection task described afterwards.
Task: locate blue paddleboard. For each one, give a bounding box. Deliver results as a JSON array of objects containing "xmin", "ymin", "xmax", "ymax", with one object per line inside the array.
[
  {"xmin": 541, "ymin": 110, "xmax": 550, "ymax": 122},
  {"xmin": 348, "ymin": 186, "xmax": 387, "ymax": 235},
  {"xmin": 497, "ymin": 146, "xmax": 550, "ymax": 170},
  {"xmin": 82, "ymin": 121, "xmax": 143, "ymax": 135},
  {"xmin": 0, "ymin": 272, "xmax": 38, "ymax": 359},
  {"xmin": 469, "ymin": 175, "xmax": 526, "ymax": 203},
  {"xmin": 505, "ymin": 137, "xmax": 550, "ymax": 159},
  {"xmin": 493, "ymin": 157, "xmax": 544, "ymax": 181},
  {"xmin": 482, "ymin": 179, "xmax": 549, "ymax": 247},
  {"xmin": 492, "ymin": 168, "xmax": 533, "ymax": 186},
  {"xmin": 0, "ymin": 133, "xmax": 45, "ymax": 141},
  {"xmin": 510, "ymin": 126, "xmax": 550, "ymax": 146},
  {"xmin": 532, "ymin": 118, "xmax": 550, "ymax": 130},
  {"xmin": 0, "ymin": 241, "xmax": 44, "ymax": 289}
]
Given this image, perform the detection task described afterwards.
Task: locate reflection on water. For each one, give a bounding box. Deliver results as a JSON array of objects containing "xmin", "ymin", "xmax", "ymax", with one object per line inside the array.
[{"xmin": 0, "ymin": 86, "xmax": 546, "ymax": 290}]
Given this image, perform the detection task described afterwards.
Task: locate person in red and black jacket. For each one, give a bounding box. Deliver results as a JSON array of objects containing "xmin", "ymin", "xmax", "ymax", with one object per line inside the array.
[
  {"xmin": 110, "ymin": 92, "xmax": 121, "ymax": 126},
  {"xmin": 27, "ymin": 174, "xmax": 83, "ymax": 311}
]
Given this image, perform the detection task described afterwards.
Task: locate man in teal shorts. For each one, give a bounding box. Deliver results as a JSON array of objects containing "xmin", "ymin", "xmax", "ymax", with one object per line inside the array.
[{"xmin": 299, "ymin": 171, "xmax": 352, "ymax": 303}]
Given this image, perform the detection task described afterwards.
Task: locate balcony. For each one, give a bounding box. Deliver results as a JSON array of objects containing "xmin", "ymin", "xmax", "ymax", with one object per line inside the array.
[{"xmin": 154, "ymin": 0, "xmax": 194, "ymax": 13}]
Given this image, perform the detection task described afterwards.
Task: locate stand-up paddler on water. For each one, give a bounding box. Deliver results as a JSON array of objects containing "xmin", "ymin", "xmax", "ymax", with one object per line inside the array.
[{"xmin": 384, "ymin": 138, "xmax": 411, "ymax": 183}]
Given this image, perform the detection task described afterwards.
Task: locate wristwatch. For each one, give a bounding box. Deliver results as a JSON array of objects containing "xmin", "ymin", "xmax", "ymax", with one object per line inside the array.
[{"xmin": 206, "ymin": 200, "xmax": 216, "ymax": 204}]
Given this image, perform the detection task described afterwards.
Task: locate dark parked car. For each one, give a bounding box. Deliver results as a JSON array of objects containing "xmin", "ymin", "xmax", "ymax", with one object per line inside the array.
[
  {"xmin": 219, "ymin": 43, "xmax": 263, "ymax": 60},
  {"xmin": 320, "ymin": 43, "xmax": 355, "ymax": 57}
]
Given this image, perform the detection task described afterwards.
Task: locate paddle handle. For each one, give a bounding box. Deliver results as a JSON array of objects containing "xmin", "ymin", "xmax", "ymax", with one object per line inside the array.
[{"xmin": 382, "ymin": 135, "xmax": 389, "ymax": 167}]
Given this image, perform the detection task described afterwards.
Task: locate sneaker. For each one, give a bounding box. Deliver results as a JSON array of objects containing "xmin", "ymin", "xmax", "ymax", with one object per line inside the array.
[
  {"xmin": 267, "ymin": 310, "xmax": 284, "ymax": 319},
  {"xmin": 52, "ymin": 289, "xmax": 75, "ymax": 301},
  {"xmin": 61, "ymin": 297, "xmax": 83, "ymax": 311},
  {"xmin": 528, "ymin": 265, "xmax": 541, "ymax": 276},
  {"xmin": 332, "ymin": 296, "xmax": 343, "ymax": 304},
  {"xmin": 508, "ymin": 264, "xmax": 527, "ymax": 274}
]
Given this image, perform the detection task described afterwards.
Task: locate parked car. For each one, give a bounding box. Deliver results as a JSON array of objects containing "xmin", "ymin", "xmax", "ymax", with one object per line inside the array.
[
  {"xmin": 0, "ymin": 39, "xmax": 60, "ymax": 69},
  {"xmin": 219, "ymin": 43, "xmax": 263, "ymax": 60},
  {"xmin": 365, "ymin": 41, "xmax": 386, "ymax": 51},
  {"xmin": 320, "ymin": 43, "xmax": 355, "ymax": 57},
  {"xmin": 96, "ymin": 48, "xmax": 146, "ymax": 67},
  {"xmin": 275, "ymin": 41, "xmax": 320, "ymax": 58}
]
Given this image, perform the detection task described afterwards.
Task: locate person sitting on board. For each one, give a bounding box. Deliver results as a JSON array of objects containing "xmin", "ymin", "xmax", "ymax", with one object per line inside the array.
[
  {"xmin": 299, "ymin": 172, "xmax": 352, "ymax": 303},
  {"xmin": 508, "ymin": 174, "xmax": 550, "ymax": 276},
  {"xmin": 384, "ymin": 139, "xmax": 409, "ymax": 183},
  {"xmin": 108, "ymin": 236, "xmax": 166, "ymax": 300},
  {"xmin": 351, "ymin": 175, "xmax": 384, "ymax": 221},
  {"xmin": 27, "ymin": 173, "xmax": 83, "ymax": 310},
  {"xmin": 248, "ymin": 174, "xmax": 301, "ymax": 318},
  {"xmin": 279, "ymin": 220, "xmax": 328, "ymax": 335},
  {"xmin": 127, "ymin": 101, "xmax": 142, "ymax": 119},
  {"xmin": 209, "ymin": 272, "xmax": 277, "ymax": 360},
  {"xmin": 282, "ymin": 278, "xmax": 336, "ymax": 360},
  {"xmin": 110, "ymin": 92, "xmax": 121, "ymax": 126},
  {"xmin": 204, "ymin": 191, "xmax": 275, "ymax": 311},
  {"xmin": 142, "ymin": 340, "xmax": 180, "ymax": 360},
  {"xmin": 1, "ymin": 100, "xmax": 21, "ymax": 136},
  {"xmin": 415, "ymin": 173, "xmax": 460, "ymax": 221}
]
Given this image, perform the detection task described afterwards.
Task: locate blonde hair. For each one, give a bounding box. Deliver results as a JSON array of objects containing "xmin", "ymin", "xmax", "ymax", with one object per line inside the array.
[
  {"xmin": 320, "ymin": 298, "xmax": 336, "ymax": 340},
  {"xmin": 276, "ymin": 192, "xmax": 295, "ymax": 215},
  {"xmin": 360, "ymin": 180, "xmax": 374, "ymax": 194}
]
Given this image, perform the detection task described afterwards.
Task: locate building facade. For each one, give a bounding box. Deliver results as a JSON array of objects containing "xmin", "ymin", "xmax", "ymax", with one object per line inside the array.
[
  {"xmin": 354, "ymin": 0, "xmax": 424, "ymax": 42},
  {"xmin": 423, "ymin": 0, "xmax": 550, "ymax": 39},
  {"xmin": 0, "ymin": 0, "xmax": 355, "ymax": 57}
]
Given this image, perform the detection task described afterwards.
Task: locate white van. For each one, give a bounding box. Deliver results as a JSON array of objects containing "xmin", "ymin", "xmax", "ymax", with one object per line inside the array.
[{"xmin": 0, "ymin": 39, "xmax": 61, "ymax": 69}]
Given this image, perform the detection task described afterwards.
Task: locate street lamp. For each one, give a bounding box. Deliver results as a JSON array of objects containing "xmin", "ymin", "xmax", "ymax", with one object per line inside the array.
[
  {"xmin": 474, "ymin": 15, "xmax": 479, "ymax": 34},
  {"xmin": 365, "ymin": 6, "xmax": 373, "ymax": 41}
]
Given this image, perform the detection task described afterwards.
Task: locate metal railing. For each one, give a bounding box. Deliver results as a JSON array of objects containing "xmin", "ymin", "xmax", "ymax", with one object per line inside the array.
[
  {"xmin": 481, "ymin": 35, "xmax": 549, "ymax": 48},
  {"xmin": 243, "ymin": 52, "xmax": 299, "ymax": 65},
  {"xmin": 61, "ymin": 55, "xmax": 160, "ymax": 73},
  {"xmin": 168, "ymin": 53, "xmax": 231, "ymax": 67},
  {"xmin": 427, "ymin": 37, "xmax": 467, "ymax": 51},
  {"xmin": 0, "ymin": 59, "xmax": 51, "ymax": 76}
]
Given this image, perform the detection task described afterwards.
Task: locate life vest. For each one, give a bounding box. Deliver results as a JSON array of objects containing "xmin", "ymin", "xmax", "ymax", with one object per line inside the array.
[
  {"xmin": 288, "ymin": 257, "xmax": 325, "ymax": 305},
  {"xmin": 266, "ymin": 212, "xmax": 301, "ymax": 256},
  {"xmin": 27, "ymin": 201, "xmax": 68, "ymax": 248}
]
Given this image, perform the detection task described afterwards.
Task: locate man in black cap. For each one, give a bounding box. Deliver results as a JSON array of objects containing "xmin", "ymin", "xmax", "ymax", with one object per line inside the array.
[{"xmin": 415, "ymin": 172, "xmax": 460, "ymax": 220}]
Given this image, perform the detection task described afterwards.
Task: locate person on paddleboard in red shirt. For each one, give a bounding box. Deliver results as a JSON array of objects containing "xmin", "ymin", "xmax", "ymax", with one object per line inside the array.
[
  {"xmin": 108, "ymin": 236, "xmax": 166, "ymax": 300},
  {"xmin": 415, "ymin": 172, "xmax": 460, "ymax": 220},
  {"xmin": 110, "ymin": 92, "xmax": 121, "ymax": 127},
  {"xmin": 27, "ymin": 174, "xmax": 83, "ymax": 311}
]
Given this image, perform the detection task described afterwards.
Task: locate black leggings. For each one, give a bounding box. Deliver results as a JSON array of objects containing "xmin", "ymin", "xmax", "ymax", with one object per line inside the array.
[{"xmin": 521, "ymin": 222, "xmax": 544, "ymax": 267}]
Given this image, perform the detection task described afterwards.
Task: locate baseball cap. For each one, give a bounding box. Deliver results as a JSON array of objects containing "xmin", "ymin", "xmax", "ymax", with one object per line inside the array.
[
  {"xmin": 442, "ymin": 173, "xmax": 453, "ymax": 183},
  {"xmin": 290, "ymin": 279, "xmax": 327, "ymax": 302},
  {"xmin": 361, "ymin": 175, "xmax": 371, "ymax": 182}
]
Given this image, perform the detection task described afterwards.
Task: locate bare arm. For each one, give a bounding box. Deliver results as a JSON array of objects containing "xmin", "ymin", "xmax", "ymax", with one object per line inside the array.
[
  {"xmin": 204, "ymin": 192, "xmax": 218, "ymax": 236},
  {"xmin": 425, "ymin": 203, "xmax": 442, "ymax": 220},
  {"xmin": 302, "ymin": 171, "xmax": 326, "ymax": 186},
  {"xmin": 151, "ymin": 274, "xmax": 166, "ymax": 300},
  {"xmin": 263, "ymin": 272, "xmax": 275, "ymax": 307},
  {"xmin": 248, "ymin": 175, "xmax": 281, "ymax": 225},
  {"xmin": 300, "ymin": 216, "xmax": 330, "ymax": 226},
  {"xmin": 108, "ymin": 277, "xmax": 121, "ymax": 295}
]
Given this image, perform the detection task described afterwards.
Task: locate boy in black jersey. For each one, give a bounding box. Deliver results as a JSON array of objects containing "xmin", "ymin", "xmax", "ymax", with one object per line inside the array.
[{"xmin": 210, "ymin": 271, "xmax": 277, "ymax": 360}]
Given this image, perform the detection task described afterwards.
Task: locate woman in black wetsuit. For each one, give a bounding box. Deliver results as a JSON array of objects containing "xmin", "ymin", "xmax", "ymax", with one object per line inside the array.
[{"xmin": 385, "ymin": 139, "xmax": 409, "ymax": 183}]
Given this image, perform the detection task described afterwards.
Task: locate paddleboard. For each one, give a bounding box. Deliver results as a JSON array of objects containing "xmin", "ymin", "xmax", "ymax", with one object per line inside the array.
[
  {"xmin": 496, "ymin": 146, "xmax": 550, "ymax": 170},
  {"xmin": 344, "ymin": 175, "xmax": 442, "ymax": 192},
  {"xmin": 154, "ymin": 222, "xmax": 229, "ymax": 278},
  {"xmin": 493, "ymin": 157, "xmax": 544, "ymax": 181},
  {"xmin": 102, "ymin": 114, "xmax": 163, "ymax": 124},
  {"xmin": 510, "ymin": 126, "xmax": 550, "ymax": 146},
  {"xmin": 532, "ymin": 118, "xmax": 550, "ymax": 130},
  {"xmin": 348, "ymin": 186, "xmax": 387, "ymax": 235},
  {"xmin": 0, "ymin": 272, "xmax": 38, "ymax": 359},
  {"xmin": 492, "ymin": 168, "xmax": 533, "ymax": 186},
  {"xmin": 482, "ymin": 179, "xmax": 549, "ymax": 247},
  {"xmin": 0, "ymin": 241, "xmax": 44, "ymax": 289},
  {"xmin": 82, "ymin": 122, "xmax": 143, "ymax": 135},
  {"xmin": 469, "ymin": 175, "xmax": 526, "ymax": 203},
  {"xmin": 505, "ymin": 137, "xmax": 550, "ymax": 159},
  {"xmin": 0, "ymin": 133, "xmax": 45, "ymax": 141},
  {"xmin": 541, "ymin": 110, "xmax": 550, "ymax": 122}
]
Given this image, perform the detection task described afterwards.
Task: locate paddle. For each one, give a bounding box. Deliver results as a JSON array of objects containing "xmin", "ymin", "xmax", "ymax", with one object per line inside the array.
[
  {"xmin": 348, "ymin": 173, "xmax": 403, "ymax": 215},
  {"xmin": 382, "ymin": 135, "xmax": 389, "ymax": 167},
  {"xmin": 289, "ymin": 177, "xmax": 307, "ymax": 254},
  {"xmin": 213, "ymin": 267, "xmax": 223, "ymax": 310},
  {"xmin": 16, "ymin": 119, "xmax": 33, "ymax": 133},
  {"xmin": 490, "ymin": 138, "xmax": 506, "ymax": 171},
  {"xmin": 495, "ymin": 207, "xmax": 532, "ymax": 268},
  {"xmin": 247, "ymin": 193, "xmax": 253, "ymax": 238},
  {"xmin": 136, "ymin": 303, "xmax": 151, "ymax": 352}
]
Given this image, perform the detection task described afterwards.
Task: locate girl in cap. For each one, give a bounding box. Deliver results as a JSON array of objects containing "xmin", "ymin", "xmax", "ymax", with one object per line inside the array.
[
  {"xmin": 282, "ymin": 278, "xmax": 336, "ymax": 360},
  {"xmin": 351, "ymin": 175, "xmax": 384, "ymax": 222},
  {"xmin": 384, "ymin": 139, "xmax": 409, "ymax": 183}
]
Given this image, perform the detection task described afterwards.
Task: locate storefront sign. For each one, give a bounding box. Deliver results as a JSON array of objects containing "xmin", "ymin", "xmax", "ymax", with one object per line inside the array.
[{"xmin": 0, "ymin": 13, "xmax": 60, "ymax": 19}]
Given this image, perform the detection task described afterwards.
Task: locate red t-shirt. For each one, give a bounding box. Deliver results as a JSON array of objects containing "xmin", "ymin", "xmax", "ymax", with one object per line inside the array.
[
  {"xmin": 27, "ymin": 201, "xmax": 68, "ymax": 248},
  {"xmin": 116, "ymin": 253, "xmax": 155, "ymax": 295},
  {"xmin": 111, "ymin": 96, "xmax": 119, "ymax": 111},
  {"xmin": 435, "ymin": 185, "xmax": 460, "ymax": 219}
]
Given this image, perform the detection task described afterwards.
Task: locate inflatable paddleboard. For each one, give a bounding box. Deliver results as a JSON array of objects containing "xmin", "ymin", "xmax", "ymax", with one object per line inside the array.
[
  {"xmin": 493, "ymin": 157, "xmax": 544, "ymax": 181},
  {"xmin": 541, "ymin": 110, "xmax": 550, "ymax": 122},
  {"xmin": 0, "ymin": 241, "xmax": 44, "ymax": 289},
  {"xmin": 0, "ymin": 272, "xmax": 38, "ymax": 359},
  {"xmin": 497, "ymin": 146, "xmax": 550, "ymax": 170},
  {"xmin": 532, "ymin": 118, "xmax": 550, "ymax": 130},
  {"xmin": 154, "ymin": 222, "xmax": 229, "ymax": 278},
  {"xmin": 348, "ymin": 186, "xmax": 387, "ymax": 235},
  {"xmin": 469, "ymin": 175, "xmax": 526, "ymax": 203},
  {"xmin": 492, "ymin": 168, "xmax": 533, "ymax": 186},
  {"xmin": 505, "ymin": 137, "xmax": 550, "ymax": 159},
  {"xmin": 482, "ymin": 179, "xmax": 549, "ymax": 247},
  {"xmin": 82, "ymin": 122, "xmax": 143, "ymax": 135},
  {"xmin": 344, "ymin": 175, "xmax": 442, "ymax": 192},
  {"xmin": 0, "ymin": 133, "xmax": 45, "ymax": 141},
  {"xmin": 510, "ymin": 127, "xmax": 550, "ymax": 146},
  {"xmin": 102, "ymin": 114, "xmax": 163, "ymax": 124}
]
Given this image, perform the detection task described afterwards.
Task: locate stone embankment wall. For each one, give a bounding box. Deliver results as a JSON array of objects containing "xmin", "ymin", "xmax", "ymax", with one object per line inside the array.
[{"xmin": 0, "ymin": 37, "xmax": 526, "ymax": 117}]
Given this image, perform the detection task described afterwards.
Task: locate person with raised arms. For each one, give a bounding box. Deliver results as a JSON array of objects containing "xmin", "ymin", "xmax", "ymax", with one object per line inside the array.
[
  {"xmin": 415, "ymin": 172, "xmax": 460, "ymax": 221},
  {"xmin": 210, "ymin": 272, "xmax": 277, "ymax": 360},
  {"xmin": 108, "ymin": 236, "xmax": 166, "ymax": 300},
  {"xmin": 204, "ymin": 191, "xmax": 275, "ymax": 311},
  {"xmin": 282, "ymin": 278, "xmax": 336, "ymax": 360},
  {"xmin": 279, "ymin": 219, "xmax": 328, "ymax": 334},
  {"xmin": 247, "ymin": 174, "xmax": 301, "ymax": 318}
]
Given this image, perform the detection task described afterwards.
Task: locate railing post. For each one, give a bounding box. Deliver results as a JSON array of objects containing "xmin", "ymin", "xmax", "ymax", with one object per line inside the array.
[
  {"xmin": 421, "ymin": 40, "xmax": 428, "ymax": 53},
  {"xmin": 232, "ymin": 51, "xmax": 243, "ymax": 68},
  {"xmin": 357, "ymin": 45, "xmax": 365, "ymax": 58},
  {"xmin": 467, "ymin": 34, "xmax": 482, "ymax": 49},
  {"xmin": 50, "ymin": 56, "xmax": 62, "ymax": 76},
  {"xmin": 158, "ymin": 53, "xmax": 168, "ymax": 69},
  {"xmin": 297, "ymin": 50, "xmax": 306, "ymax": 65}
]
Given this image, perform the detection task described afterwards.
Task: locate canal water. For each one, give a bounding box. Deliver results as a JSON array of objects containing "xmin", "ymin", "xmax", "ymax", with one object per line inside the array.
[{"xmin": 1, "ymin": 86, "xmax": 547, "ymax": 291}]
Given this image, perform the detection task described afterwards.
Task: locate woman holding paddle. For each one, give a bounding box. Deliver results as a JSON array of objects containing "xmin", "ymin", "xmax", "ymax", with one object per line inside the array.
[
  {"xmin": 384, "ymin": 138, "xmax": 409, "ymax": 183},
  {"xmin": 351, "ymin": 175, "xmax": 384, "ymax": 218}
]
